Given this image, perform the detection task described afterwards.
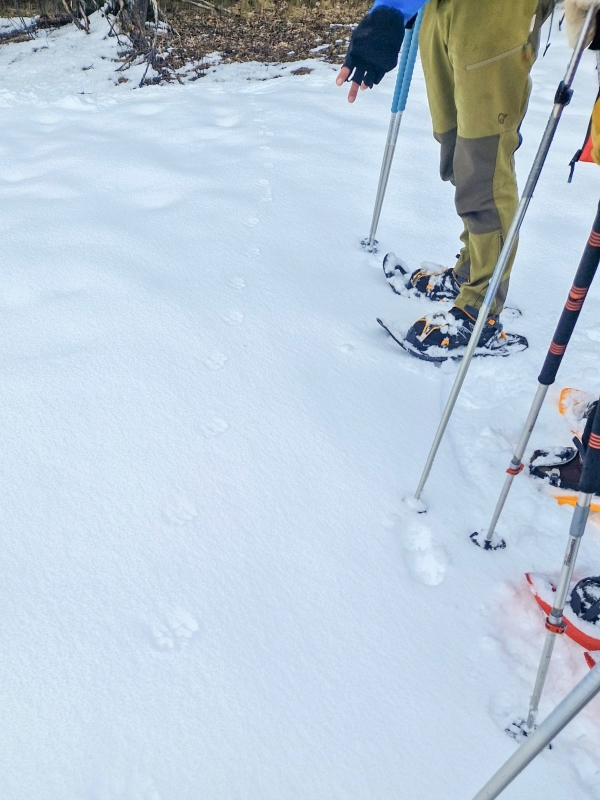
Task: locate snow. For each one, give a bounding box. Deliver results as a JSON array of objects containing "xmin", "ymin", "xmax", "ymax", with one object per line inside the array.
[{"xmin": 2, "ymin": 11, "xmax": 600, "ymax": 799}]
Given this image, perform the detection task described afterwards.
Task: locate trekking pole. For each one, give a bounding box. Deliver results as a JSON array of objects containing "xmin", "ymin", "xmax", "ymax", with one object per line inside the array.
[
  {"xmin": 471, "ymin": 659, "xmax": 600, "ymax": 800},
  {"xmin": 470, "ymin": 201, "xmax": 600, "ymax": 550},
  {"xmin": 525, "ymin": 398, "xmax": 600, "ymax": 731},
  {"xmin": 413, "ymin": 3, "xmax": 599, "ymax": 504},
  {"xmin": 363, "ymin": 7, "xmax": 425, "ymax": 253}
]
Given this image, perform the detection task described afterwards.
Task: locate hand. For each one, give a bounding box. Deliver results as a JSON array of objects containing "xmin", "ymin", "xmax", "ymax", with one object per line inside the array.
[
  {"xmin": 335, "ymin": 6, "xmax": 406, "ymax": 106},
  {"xmin": 335, "ymin": 66, "xmax": 369, "ymax": 103}
]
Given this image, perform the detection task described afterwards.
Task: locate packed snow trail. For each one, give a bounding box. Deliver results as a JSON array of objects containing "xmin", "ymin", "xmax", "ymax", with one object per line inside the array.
[{"xmin": 3, "ymin": 15, "xmax": 600, "ymax": 800}]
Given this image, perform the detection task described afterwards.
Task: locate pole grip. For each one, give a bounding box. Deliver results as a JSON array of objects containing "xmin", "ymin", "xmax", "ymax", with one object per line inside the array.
[
  {"xmin": 390, "ymin": 6, "xmax": 424, "ymax": 114},
  {"xmin": 396, "ymin": 8, "xmax": 424, "ymax": 113},
  {"xmin": 580, "ymin": 398, "xmax": 600, "ymax": 494},
  {"xmin": 537, "ymin": 201, "xmax": 600, "ymax": 386},
  {"xmin": 390, "ymin": 27, "xmax": 413, "ymax": 114}
]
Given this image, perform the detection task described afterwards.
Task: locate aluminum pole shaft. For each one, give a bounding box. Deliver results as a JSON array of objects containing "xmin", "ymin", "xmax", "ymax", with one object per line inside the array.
[
  {"xmin": 526, "ymin": 495, "xmax": 591, "ymax": 729},
  {"xmin": 484, "ymin": 383, "xmax": 549, "ymax": 544},
  {"xmin": 471, "ymin": 661, "xmax": 600, "ymax": 800},
  {"xmin": 366, "ymin": 8, "xmax": 424, "ymax": 251},
  {"xmin": 367, "ymin": 110, "xmax": 404, "ymax": 250},
  {"xmin": 414, "ymin": 4, "xmax": 598, "ymax": 501}
]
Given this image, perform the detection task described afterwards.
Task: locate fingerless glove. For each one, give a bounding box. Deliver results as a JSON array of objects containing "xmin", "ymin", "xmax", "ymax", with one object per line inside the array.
[{"xmin": 343, "ymin": 6, "xmax": 406, "ymax": 88}]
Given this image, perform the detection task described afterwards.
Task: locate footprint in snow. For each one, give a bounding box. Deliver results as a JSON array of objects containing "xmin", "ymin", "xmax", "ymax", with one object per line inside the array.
[
  {"xmin": 151, "ymin": 611, "xmax": 200, "ymax": 652},
  {"xmin": 203, "ymin": 352, "xmax": 228, "ymax": 371},
  {"xmin": 222, "ymin": 310, "xmax": 244, "ymax": 325},
  {"xmin": 228, "ymin": 277, "xmax": 246, "ymax": 289},
  {"xmin": 200, "ymin": 418, "xmax": 229, "ymax": 438},
  {"xmin": 398, "ymin": 518, "xmax": 449, "ymax": 586},
  {"xmin": 244, "ymin": 216, "xmax": 260, "ymax": 228}
]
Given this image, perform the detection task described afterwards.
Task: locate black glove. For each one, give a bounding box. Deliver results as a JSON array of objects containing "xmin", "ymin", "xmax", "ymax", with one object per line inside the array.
[{"xmin": 344, "ymin": 6, "xmax": 406, "ymax": 88}]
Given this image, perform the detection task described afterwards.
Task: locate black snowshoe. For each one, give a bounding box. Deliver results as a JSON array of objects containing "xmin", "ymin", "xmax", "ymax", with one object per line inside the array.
[
  {"xmin": 377, "ymin": 306, "xmax": 528, "ymax": 363},
  {"xmin": 529, "ymin": 401, "xmax": 598, "ymax": 492},
  {"xmin": 383, "ymin": 253, "xmax": 460, "ymax": 302}
]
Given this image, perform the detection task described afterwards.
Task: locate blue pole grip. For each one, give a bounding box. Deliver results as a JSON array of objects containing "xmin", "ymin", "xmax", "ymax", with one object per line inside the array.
[
  {"xmin": 390, "ymin": 5, "xmax": 425, "ymax": 114},
  {"xmin": 390, "ymin": 26, "xmax": 413, "ymax": 113}
]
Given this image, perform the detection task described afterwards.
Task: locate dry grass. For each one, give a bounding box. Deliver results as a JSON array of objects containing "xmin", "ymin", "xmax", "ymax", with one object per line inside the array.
[
  {"xmin": 157, "ymin": 0, "xmax": 367, "ymax": 76},
  {"xmin": 0, "ymin": 0, "xmax": 368, "ymax": 79}
]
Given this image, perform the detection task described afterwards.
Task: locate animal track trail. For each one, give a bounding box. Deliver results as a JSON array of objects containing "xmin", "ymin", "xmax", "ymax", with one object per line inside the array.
[
  {"xmin": 222, "ymin": 310, "xmax": 244, "ymax": 325},
  {"xmin": 203, "ymin": 352, "xmax": 228, "ymax": 371},
  {"xmin": 151, "ymin": 611, "xmax": 200, "ymax": 652},
  {"xmin": 200, "ymin": 417, "xmax": 229, "ymax": 438}
]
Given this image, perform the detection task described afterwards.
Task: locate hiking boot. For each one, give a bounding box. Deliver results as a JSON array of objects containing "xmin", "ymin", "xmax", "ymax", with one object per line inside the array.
[
  {"xmin": 383, "ymin": 253, "xmax": 461, "ymax": 302},
  {"xmin": 529, "ymin": 401, "xmax": 599, "ymax": 491},
  {"xmin": 529, "ymin": 446, "xmax": 583, "ymax": 491},
  {"xmin": 404, "ymin": 306, "xmax": 504, "ymax": 360}
]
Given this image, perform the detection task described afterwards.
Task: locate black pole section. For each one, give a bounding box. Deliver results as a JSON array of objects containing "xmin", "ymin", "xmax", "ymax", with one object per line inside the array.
[
  {"xmin": 580, "ymin": 398, "xmax": 600, "ymax": 495},
  {"xmin": 538, "ymin": 201, "xmax": 600, "ymax": 386}
]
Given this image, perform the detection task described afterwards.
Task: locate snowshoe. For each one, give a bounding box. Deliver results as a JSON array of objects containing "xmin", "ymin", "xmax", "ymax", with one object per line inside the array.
[
  {"xmin": 526, "ymin": 572, "xmax": 600, "ymax": 651},
  {"xmin": 529, "ymin": 446, "xmax": 583, "ymax": 492},
  {"xmin": 529, "ymin": 399, "xmax": 600, "ymax": 509},
  {"xmin": 559, "ymin": 387, "xmax": 596, "ymax": 429},
  {"xmin": 377, "ymin": 307, "xmax": 528, "ymax": 363},
  {"xmin": 383, "ymin": 254, "xmax": 460, "ymax": 302}
]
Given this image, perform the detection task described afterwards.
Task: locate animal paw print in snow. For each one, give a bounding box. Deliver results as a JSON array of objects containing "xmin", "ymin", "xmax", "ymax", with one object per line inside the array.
[
  {"xmin": 228, "ymin": 277, "xmax": 246, "ymax": 290},
  {"xmin": 203, "ymin": 352, "xmax": 228, "ymax": 371},
  {"xmin": 200, "ymin": 418, "xmax": 229, "ymax": 438},
  {"xmin": 151, "ymin": 611, "xmax": 199, "ymax": 651},
  {"xmin": 222, "ymin": 310, "xmax": 244, "ymax": 325}
]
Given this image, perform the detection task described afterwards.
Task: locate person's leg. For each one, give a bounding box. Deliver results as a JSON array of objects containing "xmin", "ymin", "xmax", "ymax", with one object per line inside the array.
[
  {"xmin": 448, "ymin": 0, "xmax": 539, "ymax": 317},
  {"xmin": 417, "ymin": 2, "xmax": 472, "ymax": 287},
  {"xmin": 454, "ymin": 222, "xmax": 471, "ymax": 283}
]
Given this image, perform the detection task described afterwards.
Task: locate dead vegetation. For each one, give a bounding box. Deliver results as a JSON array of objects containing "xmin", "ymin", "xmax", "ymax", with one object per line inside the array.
[{"xmin": 0, "ymin": 0, "xmax": 368, "ymax": 82}]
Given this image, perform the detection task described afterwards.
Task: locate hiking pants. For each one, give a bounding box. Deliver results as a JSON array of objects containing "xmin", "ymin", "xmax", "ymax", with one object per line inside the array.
[{"xmin": 419, "ymin": 0, "xmax": 548, "ymax": 317}]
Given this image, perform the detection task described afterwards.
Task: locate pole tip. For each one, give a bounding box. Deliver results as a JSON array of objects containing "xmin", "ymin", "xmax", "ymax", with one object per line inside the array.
[
  {"xmin": 470, "ymin": 530, "xmax": 507, "ymax": 550},
  {"xmin": 403, "ymin": 495, "xmax": 427, "ymax": 514}
]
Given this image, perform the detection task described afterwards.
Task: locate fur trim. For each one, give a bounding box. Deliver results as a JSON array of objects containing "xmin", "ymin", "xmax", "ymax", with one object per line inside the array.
[{"xmin": 564, "ymin": 0, "xmax": 597, "ymax": 47}]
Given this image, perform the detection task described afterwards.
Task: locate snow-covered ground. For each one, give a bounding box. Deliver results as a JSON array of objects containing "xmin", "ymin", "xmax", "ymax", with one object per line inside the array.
[{"xmin": 2, "ymin": 12, "xmax": 600, "ymax": 800}]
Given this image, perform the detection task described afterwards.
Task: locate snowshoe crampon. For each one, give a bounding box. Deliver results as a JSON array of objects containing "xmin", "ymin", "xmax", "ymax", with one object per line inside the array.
[
  {"xmin": 376, "ymin": 317, "xmax": 528, "ymax": 363},
  {"xmin": 526, "ymin": 572, "xmax": 600, "ymax": 651}
]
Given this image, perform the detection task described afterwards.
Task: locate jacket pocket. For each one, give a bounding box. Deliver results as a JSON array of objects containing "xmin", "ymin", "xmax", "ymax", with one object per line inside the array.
[{"xmin": 466, "ymin": 43, "xmax": 529, "ymax": 72}]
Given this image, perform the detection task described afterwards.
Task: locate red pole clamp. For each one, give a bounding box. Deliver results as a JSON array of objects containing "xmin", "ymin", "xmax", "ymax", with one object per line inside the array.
[
  {"xmin": 545, "ymin": 618, "xmax": 566, "ymax": 635},
  {"xmin": 506, "ymin": 463, "xmax": 524, "ymax": 476}
]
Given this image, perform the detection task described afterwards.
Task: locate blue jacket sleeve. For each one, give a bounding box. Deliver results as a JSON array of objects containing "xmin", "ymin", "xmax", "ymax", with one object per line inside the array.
[{"xmin": 370, "ymin": 0, "xmax": 425, "ymax": 21}]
